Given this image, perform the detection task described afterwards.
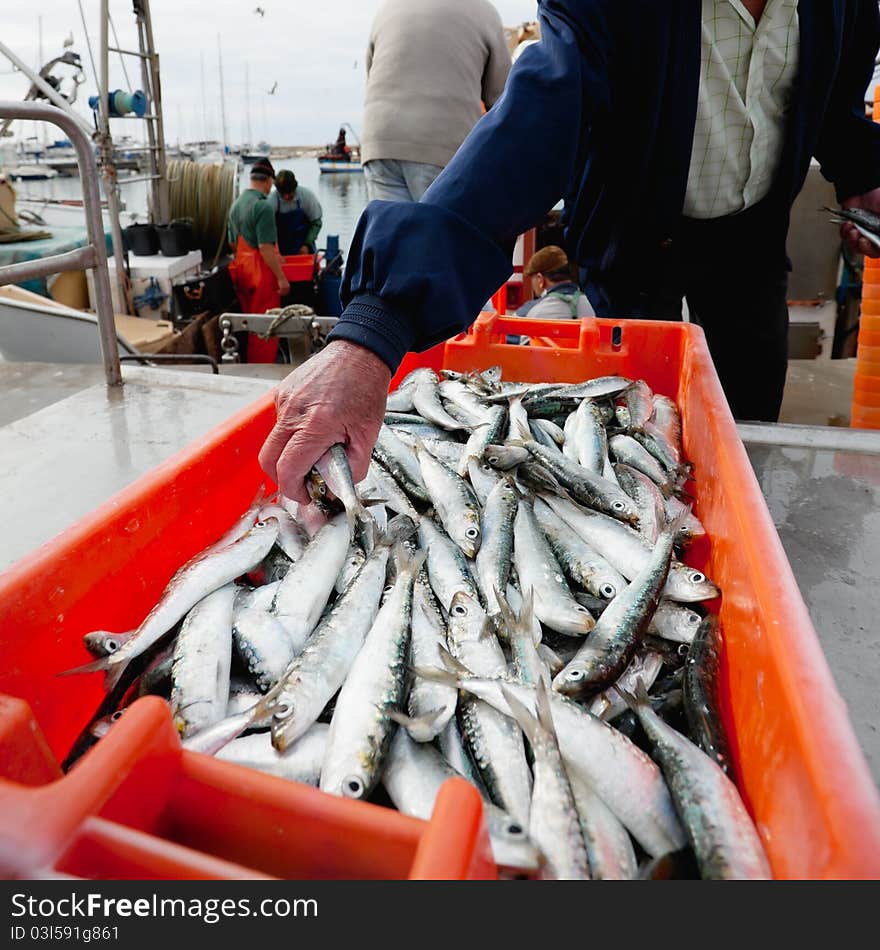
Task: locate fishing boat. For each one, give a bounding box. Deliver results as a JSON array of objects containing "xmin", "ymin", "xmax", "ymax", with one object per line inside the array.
[
  {"xmin": 317, "ymin": 153, "xmax": 363, "ymax": 174},
  {"xmin": 5, "ymin": 163, "xmax": 58, "ymax": 181},
  {"xmin": 317, "ymin": 123, "xmax": 363, "ymax": 173}
]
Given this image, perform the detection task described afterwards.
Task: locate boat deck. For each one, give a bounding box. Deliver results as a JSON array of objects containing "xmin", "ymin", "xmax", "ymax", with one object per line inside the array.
[{"xmin": 0, "ymin": 356, "xmax": 877, "ymax": 788}]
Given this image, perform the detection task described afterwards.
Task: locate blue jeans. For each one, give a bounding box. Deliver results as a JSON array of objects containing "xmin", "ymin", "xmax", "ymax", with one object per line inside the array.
[{"xmin": 363, "ymin": 159, "xmax": 444, "ymax": 202}]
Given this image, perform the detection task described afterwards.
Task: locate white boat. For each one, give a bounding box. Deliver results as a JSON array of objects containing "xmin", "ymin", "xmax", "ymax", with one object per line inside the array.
[
  {"xmin": 317, "ymin": 156, "xmax": 363, "ymax": 174},
  {"xmin": 6, "ymin": 164, "xmax": 59, "ymax": 181},
  {"xmin": 0, "ymin": 286, "xmax": 138, "ymax": 364}
]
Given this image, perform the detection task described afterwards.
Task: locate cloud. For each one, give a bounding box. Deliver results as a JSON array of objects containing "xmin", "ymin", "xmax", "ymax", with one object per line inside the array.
[{"xmin": 0, "ymin": 0, "xmax": 539, "ymax": 146}]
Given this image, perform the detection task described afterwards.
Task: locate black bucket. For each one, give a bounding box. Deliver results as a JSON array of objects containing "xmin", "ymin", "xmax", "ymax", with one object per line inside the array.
[
  {"xmin": 156, "ymin": 219, "xmax": 193, "ymax": 257},
  {"xmin": 124, "ymin": 223, "xmax": 159, "ymax": 256}
]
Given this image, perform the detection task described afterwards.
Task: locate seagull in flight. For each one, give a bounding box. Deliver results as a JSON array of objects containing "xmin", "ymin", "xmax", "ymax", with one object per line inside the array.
[
  {"xmin": 268, "ymin": 81, "xmax": 278, "ymax": 95},
  {"xmin": 63, "ymin": 31, "xmax": 74, "ymax": 49},
  {"xmin": 254, "ymin": 6, "xmax": 266, "ymax": 16}
]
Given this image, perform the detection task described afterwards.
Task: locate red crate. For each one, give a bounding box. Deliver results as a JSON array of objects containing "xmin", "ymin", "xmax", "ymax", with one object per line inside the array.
[{"xmin": 1, "ymin": 312, "xmax": 879, "ymax": 879}]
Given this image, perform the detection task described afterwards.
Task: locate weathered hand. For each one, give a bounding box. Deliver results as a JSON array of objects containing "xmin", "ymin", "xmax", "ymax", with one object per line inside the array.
[
  {"xmin": 842, "ymin": 189, "xmax": 880, "ymax": 258},
  {"xmin": 258, "ymin": 340, "xmax": 392, "ymax": 504}
]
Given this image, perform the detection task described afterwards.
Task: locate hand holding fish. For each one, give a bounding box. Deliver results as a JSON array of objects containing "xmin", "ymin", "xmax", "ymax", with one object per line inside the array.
[
  {"xmin": 259, "ymin": 340, "xmax": 391, "ymax": 504},
  {"xmin": 839, "ymin": 189, "xmax": 880, "ymax": 258}
]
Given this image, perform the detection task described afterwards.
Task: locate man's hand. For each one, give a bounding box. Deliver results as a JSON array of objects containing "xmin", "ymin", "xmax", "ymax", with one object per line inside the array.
[
  {"xmin": 842, "ymin": 190, "xmax": 880, "ymax": 258},
  {"xmin": 258, "ymin": 340, "xmax": 392, "ymax": 505},
  {"xmin": 279, "ymin": 276, "xmax": 291, "ymax": 297}
]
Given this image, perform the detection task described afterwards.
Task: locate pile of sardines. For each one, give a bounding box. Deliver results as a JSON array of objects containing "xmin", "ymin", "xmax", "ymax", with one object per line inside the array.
[{"xmin": 64, "ymin": 366, "xmax": 771, "ymax": 880}]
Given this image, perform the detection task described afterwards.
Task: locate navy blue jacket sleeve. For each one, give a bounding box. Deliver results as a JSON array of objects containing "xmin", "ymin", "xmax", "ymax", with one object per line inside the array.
[
  {"xmin": 327, "ymin": 0, "xmax": 612, "ymax": 373},
  {"xmin": 815, "ymin": 0, "xmax": 880, "ymax": 202}
]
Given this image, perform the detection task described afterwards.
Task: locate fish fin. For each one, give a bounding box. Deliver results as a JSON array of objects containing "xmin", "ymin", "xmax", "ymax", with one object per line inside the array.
[
  {"xmin": 520, "ymin": 586, "xmax": 540, "ymax": 647},
  {"xmin": 535, "ymin": 676, "xmax": 556, "ymax": 735},
  {"xmin": 411, "ymin": 663, "xmax": 459, "ymax": 689},
  {"xmin": 500, "ymin": 684, "xmax": 539, "ymax": 746},
  {"xmin": 437, "ymin": 642, "xmax": 474, "ymax": 678},
  {"xmin": 388, "ymin": 707, "xmax": 445, "ymax": 732},
  {"xmin": 614, "ymin": 676, "xmax": 650, "ymax": 713},
  {"xmin": 394, "ymin": 545, "xmax": 428, "ymax": 580},
  {"xmin": 493, "ymin": 585, "xmax": 517, "ymax": 635},
  {"xmin": 57, "ymin": 656, "xmax": 112, "ymax": 678},
  {"xmin": 384, "ymin": 514, "xmax": 420, "ymax": 546}
]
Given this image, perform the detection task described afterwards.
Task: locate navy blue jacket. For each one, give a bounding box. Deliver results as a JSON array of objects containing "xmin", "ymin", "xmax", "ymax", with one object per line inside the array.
[{"xmin": 328, "ymin": 0, "xmax": 880, "ymax": 372}]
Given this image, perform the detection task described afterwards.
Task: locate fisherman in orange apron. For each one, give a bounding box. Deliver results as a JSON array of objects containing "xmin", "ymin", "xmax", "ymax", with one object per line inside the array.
[{"xmin": 227, "ymin": 157, "xmax": 290, "ymax": 362}]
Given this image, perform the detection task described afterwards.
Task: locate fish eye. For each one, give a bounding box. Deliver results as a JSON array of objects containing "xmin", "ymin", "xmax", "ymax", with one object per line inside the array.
[
  {"xmin": 488, "ymin": 455, "xmax": 500, "ymax": 464},
  {"xmin": 566, "ymin": 668, "xmax": 586, "ymax": 682},
  {"xmin": 105, "ymin": 639, "xmax": 119, "ymax": 653},
  {"xmin": 273, "ymin": 701, "xmax": 294, "ymax": 721},
  {"xmin": 465, "ymin": 527, "xmax": 480, "ymax": 540},
  {"xmin": 688, "ymin": 612, "xmax": 700, "ymax": 624},
  {"xmin": 451, "ymin": 602, "xmax": 468, "ymax": 617},
  {"xmin": 690, "ymin": 571, "xmax": 706, "ymax": 584},
  {"xmin": 612, "ymin": 500, "xmax": 626, "ymax": 511},
  {"xmin": 110, "ymin": 710, "xmax": 125, "ymax": 722},
  {"xmin": 506, "ymin": 822, "xmax": 524, "ymax": 837},
  {"xmin": 575, "ymin": 605, "xmax": 589, "ymax": 613},
  {"xmin": 600, "ymin": 584, "xmax": 616, "ymax": 598},
  {"xmin": 343, "ymin": 776, "xmax": 365, "ymax": 799},
  {"xmin": 678, "ymin": 644, "xmax": 689, "ymax": 656},
  {"xmin": 383, "ymin": 585, "xmax": 394, "ymax": 594},
  {"xmin": 255, "ymin": 520, "xmax": 266, "ymax": 527},
  {"xmin": 481, "ymin": 463, "xmax": 493, "ymax": 472}
]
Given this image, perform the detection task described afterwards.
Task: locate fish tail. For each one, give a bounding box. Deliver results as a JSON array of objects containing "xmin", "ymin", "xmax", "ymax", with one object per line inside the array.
[
  {"xmin": 500, "ymin": 684, "xmax": 540, "ymax": 746},
  {"xmin": 388, "ymin": 707, "xmax": 445, "ymax": 733}
]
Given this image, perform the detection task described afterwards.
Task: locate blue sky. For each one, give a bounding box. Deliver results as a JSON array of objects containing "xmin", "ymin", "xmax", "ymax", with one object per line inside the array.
[{"xmin": 0, "ymin": 0, "xmax": 540, "ymax": 147}]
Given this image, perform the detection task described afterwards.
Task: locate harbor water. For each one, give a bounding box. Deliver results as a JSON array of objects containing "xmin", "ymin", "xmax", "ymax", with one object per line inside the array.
[{"xmin": 11, "ymin": 156, "xmax": 368, "ymax": 258}]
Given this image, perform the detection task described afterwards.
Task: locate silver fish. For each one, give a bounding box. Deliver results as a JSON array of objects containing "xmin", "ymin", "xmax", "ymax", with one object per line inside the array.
[
  {"xmin": 65, "ymin": 518, "xmax": 280, "ymax": 691},
  {"xmin": 410, "ymin": 368, "xmax": 469, "ymax": 431},
  {"xmin": 415, "ymin": 441, "xmax": 482, "ymax": 557},
  {"xmin": 418, "ymin": 516, "xmax": 481, "ymax": 613},
  {"xmin": 532, "ymin": 496, "xmax": 626, "ymax": 600},
  {"xmin": 474, "ymin": 478, "xmax": 518, "ymax": 619},
  {"xmin": 552, "ymin": 518, "xmax": 678, "ymax": 699},
  {"xmin": 503, "ymin": 680, "xmax": 591, "ymax": 880},
  {"xmin": 215, "ymin": 723, "xmax": 329, "ymax": 785},
  {"xmin": 169, "ymin": 583, "xmax": 236, "ymax": 737},
  {"xmin": 269, "ymin": 539, "xmax": 392, "ymax": 751},
  {"xmin": 382, "ymin": 728, "xmax": 540, "ymax": 875},
  {"xmin": 513, "ymin": 499, "xmax": 595, "ymax": 636},
  {"xmin": 622, "ymin": 680, "xmax": 772, "ymax": 880},
  {"xmin": 320, "ymin": 549, "xmax": 422, "ymax": 799},
  {"xmin": 271, "ymin": 513, "xmax": 352, "ymax": 649},
  {"xmin": 421, "ymin": 654, "xmax": 686, "ymax": 858}
]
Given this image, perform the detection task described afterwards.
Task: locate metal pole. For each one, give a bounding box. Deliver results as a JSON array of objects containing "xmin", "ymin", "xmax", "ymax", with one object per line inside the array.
[
  {"xmin": 139, "ymin": 0, "xmax": 169, "ymax": 222},
  {"xmin": 245, "ymin": 63, "xmax": 253, "ymax": 148},
  {"xmin": 0, "ymin": 101, "xmax": 122, "ymax": 385},
  {"xmin": 217, "ymin": 34, "xmax": 228, "ymax": 154},
  {"xmin": 98, "ymin": 0, "xmax": 133, "ymax": 315}
]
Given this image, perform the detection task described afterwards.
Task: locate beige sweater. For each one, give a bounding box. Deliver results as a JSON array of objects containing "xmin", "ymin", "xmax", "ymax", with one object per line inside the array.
[{"xmin": 362, "ymin": 0, "xmax": 512, "ymax": 168}]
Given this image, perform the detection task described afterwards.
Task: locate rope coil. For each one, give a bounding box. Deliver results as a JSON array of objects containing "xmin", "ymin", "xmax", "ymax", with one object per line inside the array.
[{"xmin": 167, "ymin": 159, "xmax": 238, "ymax": 268}]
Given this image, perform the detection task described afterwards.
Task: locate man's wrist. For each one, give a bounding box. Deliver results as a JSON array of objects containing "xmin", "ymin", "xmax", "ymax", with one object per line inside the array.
[
  {"xmin": 327, "ymin": 294, "xmax": 416, "ymax": 375},
  {"xmin": 324, "ymin": 338, "xmax": 393, "ymax": 382}
]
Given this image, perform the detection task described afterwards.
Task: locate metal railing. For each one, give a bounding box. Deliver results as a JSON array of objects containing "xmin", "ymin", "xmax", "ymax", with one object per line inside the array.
[{"xmin": 0, "ymin": 101, "xmax": 122, "ymax": 386}]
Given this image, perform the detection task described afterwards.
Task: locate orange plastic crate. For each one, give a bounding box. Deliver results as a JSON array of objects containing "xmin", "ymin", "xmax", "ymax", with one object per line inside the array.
[
  {"xmin": 0, "ymin": 312, "xmax": 878, "ymax": 879},
  {"xmin": 281, "ymin": 254, "xmax": 316, "ymax": 284}
]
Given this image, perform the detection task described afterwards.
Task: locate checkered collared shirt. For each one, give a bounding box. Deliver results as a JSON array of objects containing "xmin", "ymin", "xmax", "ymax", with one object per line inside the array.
[{"xmin": 684, "ymin": 0, "xmax": 800, "ymax": 219}]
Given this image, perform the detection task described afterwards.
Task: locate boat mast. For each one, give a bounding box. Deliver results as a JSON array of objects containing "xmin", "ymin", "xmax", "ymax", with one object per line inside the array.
[
  {"xmin": 217, "ymin": 34, "xmax": 228, "ymax": 155},
  {"xmin": 245, "ymin": 63, "xmax": 253, "ymax": 149},
  {"xmin": 97, "ymin": 0, "xmax": 132, "ymax": 313}
]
